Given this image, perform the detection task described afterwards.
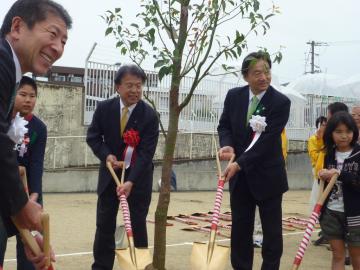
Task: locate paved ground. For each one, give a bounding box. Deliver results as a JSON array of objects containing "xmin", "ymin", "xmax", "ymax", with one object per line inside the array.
[{"xmin": 2, "ymin": 190, "xmax": 351, "ymax": 269}]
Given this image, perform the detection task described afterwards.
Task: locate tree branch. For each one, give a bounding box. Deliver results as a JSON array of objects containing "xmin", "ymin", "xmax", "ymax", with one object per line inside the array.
[{"xmin": 152, "ymin": 0, "xmax": 178, "ymax": 46}]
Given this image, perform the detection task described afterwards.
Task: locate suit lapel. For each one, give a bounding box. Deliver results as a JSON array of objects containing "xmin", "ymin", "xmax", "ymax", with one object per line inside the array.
[
  {"xmin": 239, "ymin": 86, "xmax": 249, "ymax": 130},
  {"xmin": 110, "ymin": 97, "xmax": 121, "ymax": 140},
  {"xmin": 257, "ymin": 86, "xmax": 273, "ymax": 117}
]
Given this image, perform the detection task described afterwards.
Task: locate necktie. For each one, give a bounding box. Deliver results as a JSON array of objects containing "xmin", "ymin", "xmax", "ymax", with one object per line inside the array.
[
  {"xmin": 246, "ymin": 96, "xmax": 259, "ymax": 124},
  {"xmin": 120, "ymin": 106, "xmax": 129, "ymax": 136}
]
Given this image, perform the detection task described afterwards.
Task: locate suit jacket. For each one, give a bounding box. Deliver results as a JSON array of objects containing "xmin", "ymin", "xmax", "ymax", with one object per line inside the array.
[
  {"xmin": 86, "ymin": 97, "xmax": 159, "ymax": 195},
  {"xmin": 218, "ymin": 85, "xmax": 291, "ymax": 200},
  {"xmin": 0, "ymin": 38, "xmax": 28, "ymax": 226},
  {"xmin": 17, "ymin": 114, "xmax": 47, "ymax": 204}
]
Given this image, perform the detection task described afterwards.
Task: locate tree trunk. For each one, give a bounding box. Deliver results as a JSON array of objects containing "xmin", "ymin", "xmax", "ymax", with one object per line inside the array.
[
  {"xmin": 151, "ymin": 89, "xmax": 180, "ymax": 270},
  {"xmin": 150, "ymin": 3, "xmax": 189, "ymax": 269}
]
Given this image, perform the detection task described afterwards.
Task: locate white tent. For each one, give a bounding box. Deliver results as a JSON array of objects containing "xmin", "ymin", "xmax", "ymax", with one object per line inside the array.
[
  {"xmin": 333, "ymin": 74, "xmax": 360, "ymax": 99},
  {"xmin": 279, "ymin": 86, "xmax": 307, "ymax": 105},
  {"xmin": 287, "ymin": 73, "xmax": 343, "ymax": 96}
]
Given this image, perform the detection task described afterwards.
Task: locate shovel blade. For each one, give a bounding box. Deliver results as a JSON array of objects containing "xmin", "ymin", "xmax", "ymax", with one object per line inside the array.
[
  {"xmin": 191, "ymin": 242, "xmax": 229, "ymax": 270},
  {"xmin": 115, "ymin": 225, "xmax": 127, "ymax": 249},
  {"xmin": 115, "ymin": 247, "xmax": 152, "ymax": 270}
]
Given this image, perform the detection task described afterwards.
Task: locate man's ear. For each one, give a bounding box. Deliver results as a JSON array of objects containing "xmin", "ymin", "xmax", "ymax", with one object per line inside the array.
[
  {"xmin": 8, "ymin": 16, "xmax": 26, "ymax": 41},
  {"xmin": 243, "ymin": 75, "xmax": 249, "ymax": 84}
]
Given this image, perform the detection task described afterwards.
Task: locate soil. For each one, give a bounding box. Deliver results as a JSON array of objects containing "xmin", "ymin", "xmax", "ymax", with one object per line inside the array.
[{"xmin": 3, "ymin": 191, "xmax": 351, "ymax": 269}]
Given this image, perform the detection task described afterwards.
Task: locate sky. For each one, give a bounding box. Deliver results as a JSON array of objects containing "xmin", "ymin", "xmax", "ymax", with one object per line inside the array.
[{"xmin": 0, "ymin": 0, "xmax": 359, "ymax": 84}]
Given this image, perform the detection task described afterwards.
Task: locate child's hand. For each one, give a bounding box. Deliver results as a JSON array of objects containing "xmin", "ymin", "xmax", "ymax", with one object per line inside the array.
[{"xmin": 318, "ymin": 169, "xmax": 339, "ymax": 182}]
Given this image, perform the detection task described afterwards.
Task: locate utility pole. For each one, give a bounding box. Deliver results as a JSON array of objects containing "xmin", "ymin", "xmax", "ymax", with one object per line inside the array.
[{"xmin": 305, "ymin": 40, "xmax": 328, "ymax": 74}]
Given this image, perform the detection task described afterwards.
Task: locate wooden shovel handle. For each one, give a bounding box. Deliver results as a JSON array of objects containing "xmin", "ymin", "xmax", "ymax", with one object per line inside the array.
[
  {"xmin": 12, "ymin": 213, "xmax": 51, "ymax": 259},
  {"xmin": 12, "ymin": 219, "xmax": 42, "ymax": 255},
  {"xmin": 215, "ymin": 152, "xmax": 235, "ymax": 180},
  {"xmin": 42, "ymin": 213, "xmax": 51, "ymax": 268},
  {"xmin": 19, "ymin": 166, "xmax": 29, "ymax": 196},
  {"xmin": 318, "ymin": 173, "xmax": 338, "ymax": 205},
  {"xmin": 106, "ymin": 161, "xmax": 125, "ymax": 186}
]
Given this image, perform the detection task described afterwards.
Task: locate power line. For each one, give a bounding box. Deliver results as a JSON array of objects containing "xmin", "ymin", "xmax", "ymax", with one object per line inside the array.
[{"xmin": 304, "ymin": 41, "xmax": 328, "ymax": 74}]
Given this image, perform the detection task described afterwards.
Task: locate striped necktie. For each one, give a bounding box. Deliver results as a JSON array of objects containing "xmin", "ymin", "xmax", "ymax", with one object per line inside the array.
[
  {"xmin": 121, "ymin": 106, "xmax": 129, "ymax": 136},
  {"xmin": 246, "ymin": 96, "xmax": 259, "ymax": 124}
]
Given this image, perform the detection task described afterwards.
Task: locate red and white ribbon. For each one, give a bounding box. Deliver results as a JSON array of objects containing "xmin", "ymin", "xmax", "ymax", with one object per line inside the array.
[
  {"xmin": 119, "ymin": 193, "xmax": 133, "ymax": 237},
  {"xmin": 123, "ymin": 146, "xmax": 135, "ymax": 169},
  {"xmin": 293, "ymin": 204, "xmax": 322, "ymax": 266},
  {"xmin": 210, "ymin": 179, "xmax": 225, "ymax": 231},
  {"xmin": 245, "ymin": 115, "xmax": 267, "ymax": 152}
]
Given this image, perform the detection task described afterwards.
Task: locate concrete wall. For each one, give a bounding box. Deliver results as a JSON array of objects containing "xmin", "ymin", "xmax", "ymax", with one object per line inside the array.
[{"xmin": 43, "ymin": 152, "xmax": 313, "ymax": 192}]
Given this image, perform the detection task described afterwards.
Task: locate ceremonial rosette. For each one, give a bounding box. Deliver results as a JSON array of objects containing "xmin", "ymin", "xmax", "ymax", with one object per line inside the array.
[
  {"xmin": 245, "ymin": 115, "xmax": 267, "ymax": 152},
  {"xmin": 7, "ymin": 112, "xmax": 28, "ymax": 145},
  {"xmin": 122, "ymin": 129, "xmax": 140, "ymax": 168}
]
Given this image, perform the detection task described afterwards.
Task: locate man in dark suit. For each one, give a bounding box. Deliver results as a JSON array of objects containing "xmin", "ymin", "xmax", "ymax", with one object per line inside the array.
[
  {"xmin": 218, "ymin": 51, "xmax": 291, "ymax": 270},
  {"xmin": 0, "ymin": 0, "xmax": 71, "ymax": 268},
  {"xmin": 0, "ymin": 76, "xmax": 47, "ymax": 269},
  {"xmin": 87, "ymin": 64, "xmax": 159, "ymax": 270}
]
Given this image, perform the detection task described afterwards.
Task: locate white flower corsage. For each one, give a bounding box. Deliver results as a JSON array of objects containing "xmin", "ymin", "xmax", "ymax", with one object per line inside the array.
[
  {"xmin": 245, "ymin": 115, "xmax": 267, "ymax": 152},
  {"xmin": 7, "ymin": 112, "xmax": 28, "ymax": 145}
]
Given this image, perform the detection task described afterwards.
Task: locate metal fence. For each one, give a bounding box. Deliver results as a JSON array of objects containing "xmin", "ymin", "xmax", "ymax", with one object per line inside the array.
[
  {"xmin": 45, "ymin": 133, "xmax": 219, "ymax": 169},
  {"xmin": 84, "ymin": 61, "xmax": 238, "ymax": 130},
  {"xmin": 84, "ymin": 61, "xmax": 360, "ymax": 141}
]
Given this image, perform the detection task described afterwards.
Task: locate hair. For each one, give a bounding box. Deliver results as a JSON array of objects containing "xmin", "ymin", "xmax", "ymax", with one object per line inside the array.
[
  {"xmin": 327, "ymin": 102, "xmax": 348, "ymax": 117},
  {"xmin": 18, "ymin": 76, "xmax": 38, "ymax": 96},
  {"xmin": 315, "ymin": 116, "xmax": 327, "ymax": 128},
  {"xmin": 241, "ymin": 51, "xmax": 272, "ymax": 77},
  {"xmin": 323, "ymin": 111, "xmax": 359, "ymax": 156},
  {"xmin": 1, "ymin": 0, "xmax": 72, "ymax": 38},
  {"xmin": 114, "ymin": 64, "xmax": 147, "ymax": 85}
]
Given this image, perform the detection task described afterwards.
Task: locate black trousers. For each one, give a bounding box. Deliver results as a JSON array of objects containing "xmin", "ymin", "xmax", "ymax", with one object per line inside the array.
[
  {"xmin": 91, "ymin": 182, "xmax": 151, "ymax": 270},
  {"xmin": 230, "ymin": 178, "xmax": 283, "ymax": 270}
]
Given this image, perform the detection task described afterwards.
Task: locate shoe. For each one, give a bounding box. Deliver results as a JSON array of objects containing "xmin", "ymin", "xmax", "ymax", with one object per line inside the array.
[
  {"xmin": 312, "ymin": 236, "xmax": 329, "ymax": 246},
  {"xmin": 345, "ymin": 256, "xmax": 351, "ymax": 266}
]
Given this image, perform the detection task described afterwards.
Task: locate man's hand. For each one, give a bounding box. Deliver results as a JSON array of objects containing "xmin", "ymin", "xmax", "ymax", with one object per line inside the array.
[
  {"xmin": 223, "ymin": 162, "xmax": 241, "ymax": 182},
  {"xmin": 117, "ymin": 181, "xmax": 134, "ymax": 198},
  {"xmin": 106, "ymin": 154, "xmax": 122, "ymax": 170},
  {"xmin": 13, "ymin": 200, "xmax": 43, "ymax": 231},
  {"xmin": 24, "ymin": 234, "xmax": 56, "ymax": 270},
  {"xmin": 219, "ymin": 146, "xmax": 235, "ymax": 161}
]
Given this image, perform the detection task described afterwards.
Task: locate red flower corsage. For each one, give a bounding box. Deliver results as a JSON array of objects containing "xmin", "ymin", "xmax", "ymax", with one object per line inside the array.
[
  {"xmin": 123, "ymin": 129, "xmax": 140, "ymax": 147},
  {"xmin": 122, "ymin": 129, "xmax": 140, "ymax": 168}
]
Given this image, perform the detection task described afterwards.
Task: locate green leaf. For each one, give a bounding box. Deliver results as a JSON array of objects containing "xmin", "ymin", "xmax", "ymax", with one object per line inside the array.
[
  {"xmin": 148, "ymin": 28, "xmax": 155, "ymax": 45},
  {"xmin": 121, "ymin": 47, "xmax": 127, "ymax": 55},
  {"xmin": 237, "ymin": 46, "xmax": 242, "ymax": 57},
  {"xmin": 130, "ymin": 41, "xmax": 139, "ymax": 51},
  {"xmin": 130, "ymin": 23, "xmax": 139, "ymax": 28},
  {"xmin": 234, "ymin": 31, "xmax": 245, "ymax": 44},
  {"xmin": 158, "ymin": 66, "xmax": 171, "ymax": 81},
  {"xmin": 265, "ymin": 14, "xmax": 275, "ymax": 20},
  {"xmin": 105, "ymin": 27, "xmax": 113, "ymax": 36},
  {"xmin": 116, "ymin": 41, "xmax": 124, "ymax": 48},
  {"xmin": 154, "ymin": 59, "xmax": 169, "ymax": 68}
]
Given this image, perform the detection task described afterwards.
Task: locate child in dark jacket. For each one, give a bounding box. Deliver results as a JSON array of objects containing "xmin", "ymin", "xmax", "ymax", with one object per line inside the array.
[{"xmin": 319, "ymin": 111, "xmax": 360, "ymax": 269}]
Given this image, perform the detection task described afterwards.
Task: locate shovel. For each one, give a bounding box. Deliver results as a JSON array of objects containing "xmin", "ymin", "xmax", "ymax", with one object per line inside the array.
[
  {"xmin": 291, "ymin": 173, "xmax": 338, "ymax": 270},
  {"xmin": 106, "ymin": 162, "xmax": 152, "ymax": 270},
  {"xmin": 14, "ymin": 167, "xmax": 56, "ymax": 269},
  {"xmin": 190, "ymin": 151, "xmax": 234, "ymax": 270},
  {"xmin": 12, "ymin": 213, "xmax": 55, "ymax": 270}
]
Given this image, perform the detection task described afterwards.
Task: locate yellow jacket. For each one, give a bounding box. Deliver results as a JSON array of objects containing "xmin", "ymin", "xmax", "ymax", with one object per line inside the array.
[
  {"xmin": 281, "ymin": 129, "xmax": 287, "ymax": 161},
  {"xmin": 307, "ymin": 134, "xmax": 325, "ymax": 178}
]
